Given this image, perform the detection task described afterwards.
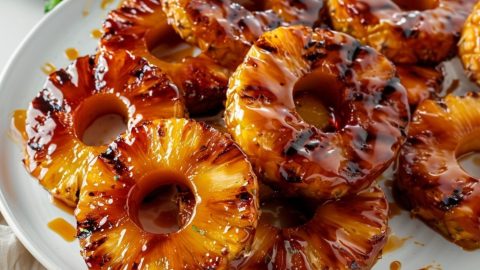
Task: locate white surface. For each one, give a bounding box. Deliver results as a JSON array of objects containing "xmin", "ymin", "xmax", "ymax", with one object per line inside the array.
[
  {"xmin": 0, "ymin": 1, "xmax": 119, "ymax": 269},
  {"xmin": 0, "ymin": 1, "xmax": 45, "ymax": 269},
  {"xmin": 0, "ymin": 0, "xmax": 479, "ymax": 269}
]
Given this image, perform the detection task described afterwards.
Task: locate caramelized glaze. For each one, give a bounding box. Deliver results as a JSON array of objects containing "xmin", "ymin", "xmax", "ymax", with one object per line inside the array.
[
  {"xmin": 50, "ymin": 196, "xmax": 75, "ymax": 215},
  {"xmin": 232, "ymin": 186, "xmax": 388, "ymax": 269},
  {"xmin": 328, "ymin": 0, "xmax": 477, "ymax": 64},
  {"xmin": 11, "ymin": 110, "xmax": 27, "ymax": 142},
  {"xmin": 101, "ymin": 0, "xmax": 230, "ymax": 115},
  {"xmin": 65, "ymin": 48, "xmax": 79, "ymax": 61},
  {"xmin": 397, "ymin": 65, "xmax": 443, "ymax": 111},
  {"xmin": 389, "ymin": 202, "xmax": 403, "ymax": 218},
  {"xmin": 90, "ymin": 29, "xmax": 103, "ymax": 39},
  {"xmin": 76, "ymin": 119, "xmax": 259, "ymax": 269},
  {"xmin": 390, "ymin": 260, "xmax": 402, "ymax": 270},
  {"xmin": 41, "ymin": 62, "xmax": 56, "ymax": 75},
  {"xmin": 161, "ymin": 0, "xmax": 327, "ymax": 67},
  {"xmin": 100, "ymin": 0, "xmax": 114, "ymax": 9},
  {"xmin": 225, "ymin": 26, "xmax": 409, "ymax": 200},
  {"xmin": 396, "ymin": 93, "xmax": 480, "ymax": 249},
  {"xmin": 48, "ymin": 218, "xmax": 76, "ymax": 242},
  {"xmin": 383, "ymin": 234, "xmax": 411, "ymax": 254},
  {"xmin": 24, "ymin": 50, "xmax": 185, "ymax": 207}
]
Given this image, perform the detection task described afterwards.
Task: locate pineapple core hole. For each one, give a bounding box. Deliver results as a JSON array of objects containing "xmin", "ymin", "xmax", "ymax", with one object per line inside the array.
[
  {"xmin": 393, "ymin": 0, "xmax": 439, "ymax": 11},
  {"xmin": 293, "ymin": 69, "xmax": 341, "ymax": 131},
  {"xmin": 147, "ymin": 26, "xmax": 200, "ymax": 63},
  {"xmin": 260, "ymin": 197, "xmax": 315, "ymax": 229},
  {"xmin": 129, "ymin": 171, "xmax": 195, "ymax": 235},
  {"xmin": 456, "ymin": 131, "xmax": 480, "ymax": 179},
  {"xmin": 74, "ymin": 94, "xmax": 128, "ymax": 147}
]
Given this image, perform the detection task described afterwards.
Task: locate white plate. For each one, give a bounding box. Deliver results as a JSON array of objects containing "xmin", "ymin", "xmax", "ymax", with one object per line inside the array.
[{"xmin": 0, "ymin": 0, "xmax": 478, "ymax": 269}]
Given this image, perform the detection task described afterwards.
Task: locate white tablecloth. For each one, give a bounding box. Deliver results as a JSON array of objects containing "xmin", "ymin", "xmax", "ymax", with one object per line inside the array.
[{"xmin": 0, "ymin": 1, "xmax": 46, "ymax": 269}]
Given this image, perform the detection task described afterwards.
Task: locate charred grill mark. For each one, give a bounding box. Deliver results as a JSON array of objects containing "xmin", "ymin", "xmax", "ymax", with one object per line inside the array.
[
  {"xmin": 34, "ymin": 89, "xmax": 64, "ymax": 113},
  {"xmin": 440, "ymin": 188, "xmax": 464, "ymax": 210},
  {"xmin": 240, "ymin": 84, "xmax": 277, "ymax": 104},
  {"xmin": 284, "ymin": 128, "xmax": 316, "ymax": 156},
  {"xmin": 99, "ymin": 144, "xmax": 128, "ymax": 176},
  {"xmin": 54, "ymin": 69, "xmax": 72, "ymax": 86}
]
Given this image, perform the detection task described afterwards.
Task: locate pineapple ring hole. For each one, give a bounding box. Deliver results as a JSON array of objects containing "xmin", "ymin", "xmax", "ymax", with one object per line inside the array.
[
  {"xmin": 392, "ymin": 0, "xmax": 439, "ymax": 11},
  {"xmin": 260, "ymin": 196, "xmax": 316, "ymax": 229},
  {"xmin": 293, "ymin": 69, "xmax": 341, "ymax": 131},
  {"xmin": 146, "ymin": 26, "xmax": 201, "ymax": 63},
  {"xmin": 74, "ymin": 94, "xmax": 128, "ymax": 147},
  {"xmin": 128, "ymin": 170, "xmax": 196, "ymax": 235},
  {"xmin": 456, "ymin": 130, "xmax": 480, "ymax": 179}
]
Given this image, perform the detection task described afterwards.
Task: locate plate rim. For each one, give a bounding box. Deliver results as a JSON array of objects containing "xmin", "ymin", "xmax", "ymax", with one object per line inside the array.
[{"xmin": 0, "ymin": 0, "xmax": 77, "ymax": 269}]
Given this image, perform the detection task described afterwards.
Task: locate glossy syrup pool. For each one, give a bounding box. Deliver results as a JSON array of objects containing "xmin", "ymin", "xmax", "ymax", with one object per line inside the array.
[{"xmin": 128, "ymin": 171, "xmax": 195, "ymax": 235}]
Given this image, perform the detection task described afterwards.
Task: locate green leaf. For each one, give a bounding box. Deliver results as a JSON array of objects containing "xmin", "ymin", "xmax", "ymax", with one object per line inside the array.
[
  {"xmin": 191, "ymin": 225, "xmax": 206, "ymax": 236},
  {"xmin": 44, "ymin": 0, "xmax": 63, "ymax": 13}
]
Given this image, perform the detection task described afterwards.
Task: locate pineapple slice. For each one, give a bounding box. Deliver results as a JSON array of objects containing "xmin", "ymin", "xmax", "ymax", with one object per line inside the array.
[
  {"xmin": 233, "ymin": 186, "xmax": 388, "ymax": 269},
  {"xmin": 24, "ymin": 50, "xmax": 185, "ymax": 207},
  {"xmin": 327, "ymin": 0, "xmax": 476, "ymax": 64},
  {"xmin": 459, "ymin": 0, "xmax": 480, "ymax": 85},
  {"xmin": 225, "ymin": 26, "xmax": 409, "ymax": 200},
  {"xmin": 102, "ymin": 0, "xmax": 230, "ymax": 115},
  {"xmin": 76, "ymin": 119, "xmax": 259, "ymax": 269},
  {"xmin": 396, "ymin": 93, "xmax": 480, "ymax": 249},
  {"xmin": 161, "ymin": 0, "xmax": 327, "ymax": 67}
]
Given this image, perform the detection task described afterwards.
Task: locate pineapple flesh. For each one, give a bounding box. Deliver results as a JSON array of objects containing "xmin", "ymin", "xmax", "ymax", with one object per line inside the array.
[
  {"xmin": 24, "ymin": 50, "xmax": 185, "ymax": 207},
  {"xmin": 102, "ymin": 0, "xmax": 230, "ymax": 115},
  {"xmin": 225, "ymin": 26, "xmax": 409, "ymax": 201},
  {"xmin": 76, "ymin": 119, "xmax": 259, "ymax": 269},
  {"xmin": 327, "ymin": 0, "xmax": 477, "ymax": 64},
  {"xmin": 233, "ymin": 186, "xmax": 388, "ymax": 269},
  {"xmin": 396, "ymin": 93, "xmax": 480, "ymax": 250}
]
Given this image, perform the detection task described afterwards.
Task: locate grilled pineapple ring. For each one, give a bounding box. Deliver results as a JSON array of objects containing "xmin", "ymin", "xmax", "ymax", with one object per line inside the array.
[
  {"xmin": 459, "ymin": 1, "xmax": 480, "ymax": 85},
  {"xmin": 396, "ymin": 93, "xmax": 480, "ymax": 250},
  {"xmin": 225, "ymin": 26, "xmax": 409, "ymax": 200},
  {"xmin": 76, "ymin": 119, "xmax": 259, "ymax": 269},
  {"xmin": 102, "ymin": 0, "xmax": 230, "ymax": 115},
  {"xmin": 161, "ymin": 0, "xmax": 327, "ymax": 67},
  {"xmin": 234, "ymin": 186, "xmax": 388, "ymax": 269},
  {"xmin": 328, "ymin": 0, "xmax": 477, "ymax": 64},
  {"xmin": 24, "ymin": 51, "xmax": 185, "ymax": 207}
]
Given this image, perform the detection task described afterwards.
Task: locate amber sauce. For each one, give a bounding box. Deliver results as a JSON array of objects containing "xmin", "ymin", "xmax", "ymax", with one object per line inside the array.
[
  {"xmin": 11, "ymin": 110, "xmax": 27, "ymax": 143},
  {"xmin": 50, "ymin": 196, "xmax": 75, "ymax": 215},
  {"xmin": 90, "ymin": 29, "xmax": 103, "ymax": 39},
  {"xmin": 101, "ymin": 0, "xmax": 115, "ymax": 9},
  {"xmin": 388, "ymin": 202, "xmax": 403, "ymax": 218},
  {"xmin": 383, "ymin": 234, "xmax": 411, "ymax": 254},
  {"xmin": 65, "ymin": 48, "xmax": 79, "ymax": 61},
  {"xmin": 41, "ymin": 62, "xmax": 56, "ymax": 75},
  {"xmin": 47, "ymin": 218, "xmax": 76, "ymax": 242},
  {"xmin": 390, "ymin": 260, "xmax": 402, "ymax": 270}
]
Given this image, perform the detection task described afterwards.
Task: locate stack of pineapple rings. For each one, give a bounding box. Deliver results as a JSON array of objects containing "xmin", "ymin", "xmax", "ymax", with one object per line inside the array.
[{"xmin": 19, "ymin": 0, "xmax": 480, "ymax": 269}]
